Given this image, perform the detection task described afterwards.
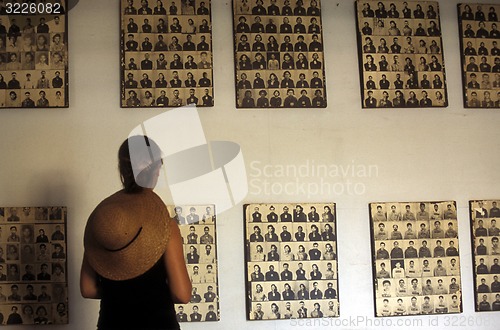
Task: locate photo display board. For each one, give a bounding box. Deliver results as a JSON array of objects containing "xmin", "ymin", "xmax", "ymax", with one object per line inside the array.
[
  {"xmin": 0, "ymin": 206, "xmax": 68, "ymax": 325},
  {"xmin": 369, "ymin": 201, "xmax": 462, "ymax": 316},
  {"xmin": 0, "ymin": 0, "xmax": 68, "ymax": 108},
  {"xmin": 458, "ymin": 3, "xmax": 500, "ymax": 108},
  {"xmin": 356, "ymin": 1, "xmax": 448, "ymax": 108},
  {"xmin": 232, "ymin": 0, "xmax": 327, "ymax": 109},
  {"xmin": 244, "ymin": 203, "xmax": 339, "ymax": 320},
  {"xmin": 469, "ymin": 200, "xmax": 500, "ymax": 311},
  {"xmin": 167, "ymin": 204, "xmax": 220, "ymax": 322},
  {"xmin": 120, "ymin": 0, "xmax": 214, "ymax": 107}
]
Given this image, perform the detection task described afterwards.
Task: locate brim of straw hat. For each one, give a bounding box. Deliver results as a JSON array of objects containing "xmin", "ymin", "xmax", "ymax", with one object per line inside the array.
[{"xmin": 84, "ymin": 189, "xmax": 171, "ymax": 281}]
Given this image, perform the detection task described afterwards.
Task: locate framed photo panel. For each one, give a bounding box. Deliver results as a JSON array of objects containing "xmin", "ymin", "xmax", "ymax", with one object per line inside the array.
[
  {"xmin": 0, "ymin": 206, "xmax": 68, "ymax": 324},
  {"xmin": 458, "ymin": 3, "xmax": 500, "ymax": 108},
  {"xmin": 167, "ymin": 204, "xmax": 220, "ymax": 322},
  {"xmin": 369, "ymin": 201, "xmax": 462, "ymax": 316},
  {"xmin": 355, "ymin": 1, "xmax": 448, "ymax": 108},
  {"xmin": 0, "ymin": 0, "xmax": 68, "ymax": 108},
  {"xmin": 469, "ymin": 200, "xmax": 500, "ymax": 311},
  {"xmin": 120, "ymin": 0, "xmax": 214, "ymax": 108},
  {"xmin": 244, "ymin": 203, "xmax": 339, "ymax": 320},
  {"xmin": 232, "ymin": 0, "xmax": 327, "ymax": 109}
]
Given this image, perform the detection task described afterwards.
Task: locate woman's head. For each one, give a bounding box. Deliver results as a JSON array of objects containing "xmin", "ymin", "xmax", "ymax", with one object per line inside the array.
[{"xmin": 118, "ymin": 136, "xmax": 163, "ymax": 192}]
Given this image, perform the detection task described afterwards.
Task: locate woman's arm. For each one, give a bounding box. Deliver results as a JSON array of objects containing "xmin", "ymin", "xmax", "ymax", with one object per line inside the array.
[
  {"xmin": 164, "ymin": 220, "xmax": 192, "ymax": 303},
  {"xmin": 80, "ymin": 253, "xmax": 101, "ymax": 299}
]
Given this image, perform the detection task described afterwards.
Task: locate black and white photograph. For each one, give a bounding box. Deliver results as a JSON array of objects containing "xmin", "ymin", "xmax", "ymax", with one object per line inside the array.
[
  {"xmin": 369, "ymin": 201, "xmax": 462, "ymax": 316},
  {"xmin": 469, "ymin": 200, "xmax": 500, "ymax": 312},
  {"xmin": 458, "ymin": 3, "xmax": 500, "ymax": 109},
  {"xmin": 0, "ymin": 206, "xmax": 68, "ymax": 324},
  {"xmin": 244, "ymin": 203, "xmax": 339, "ymax": 320},
  {"xmin": 0, "ymin": 0, "xmax": 68, "ymax": 109},
  {"xmin": 232, "ymin": 0, "xmax": 327, "ymax": 109},
  {"xmin": 166, "ymin": 204, "xmax": 220, "ymax": 322},
  {"xmin": 120, "ymin": 0, "xmax": 214, "ymax": 107},
  {"xmin": 356, "ymin": 0, "xmax": 448, "ymax": 108}
]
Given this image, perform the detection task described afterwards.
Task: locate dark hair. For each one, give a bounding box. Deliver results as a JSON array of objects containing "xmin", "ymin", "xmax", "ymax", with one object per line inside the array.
[{"xmin": 118, "ymin": 136, "xmax": 162, "ymax": 193}]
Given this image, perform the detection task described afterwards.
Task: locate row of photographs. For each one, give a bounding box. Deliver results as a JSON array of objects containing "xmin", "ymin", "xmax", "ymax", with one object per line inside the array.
[
  {"xmin": 247, "ymin": 223, "xmax": 336, "ymax": 242},
  {"xmin": 359, "ymin": 18, "xmax": 443, "ymax": 37},
  {"xmin": 375, "ymin": 276, "xmax": 461, "ymax": 298},
  {"xmin": 0, "ymin": 15, "xmax": 66, "ymax": 34},
  {"xmin": 124, "ymin": 52, "xmax": 212, "ymax": 71},
  {"xmin": 123, "ymin": 88, "xmax": 213, "ymax": 107},
  {"xmin": 364, "ymin": 89, "xmax": 446, "ymax": 107},
  {"xmin": 234, "ymin": 0, "xmax": 322, "ymax": 17},
  {"xmin": 167, "ymin": 205, "xmax": 220, "ymax": 322},
  {"xmin": 359, "ymin": 1, "xmax": 440, "ymax": 19},
  {"xmin": 364, "ymin": 71, "xmax": 445, "ymax": 89},
  {"xmin": 376, "ymin": 294, "xmax": 461, "ymax": 316},
  {"xmin": 0, "ymin": 208, "xmax": 65, "ymax": 222},
  {"xmin": 0, "ymin": 302, "xmax": 68, "ymax": 325},
  {"xmin": 124, "ymin": 16, "xmax": 211, "ymax": 34},
  {"xmin": 123, "ymin": 0, "xmax": 211, "ymax": 16},
  {"xmin": 235, "ymin": 16, "xmax": 322, "ymax": 35},
  {"xmin": 246, "ymin": 204, "xmax": 335, "ymax": 223},
  {"xmin": 373, "ymin": 220, "xmax": 458, "ymax": 240},
  {"xmin": 249, "ymin": 299, "xmax": 338, "ymax": 320},
  {"xmin": 250, "ymin": 280, "xmax": 338, "ymax": 302},
  {"xmin": 361, "ymin": 36, "xmax": 442, "ymax": 55},
  {"xmin": 0, "ymin": 89, "xmax": 65, "ymax": 108},
  {"xmin": 0, "ymin": 261, "xmax": 66, "ymax": 283},
  {"xmin": 463, "ymin": 38, "xmax": 500, "ymax": 55},
  {"xmin": 0, "ymin": 280, "xmax": 67, "ymax": 303},
  {"xmin": 0, "ymin": 224, "xmax": 65, "ymax": 243},
  {"xmin": 237, "ymin": 88, "xmax": 326, "ymax": 108},
  {"xmin": 0, "ymin": 242, "xmax": 67, "ymax": 261},
  {"xmin": 124, "ymin": 33, "xmax": 211, "ymax": 52},
  {"xmin": 248, "ymin": 261, "xmax": 337, "ymax": 282},
  {"xmin": 460, "ymin": 4, "xmax": 499, "ymax": 21},
  {"xmin": 237, "ymin": 71, "xmax": 325, "ymax": 89},
  {"xmin": 375, "ymin": 257, "xmax": 460, "ymax": 279}
]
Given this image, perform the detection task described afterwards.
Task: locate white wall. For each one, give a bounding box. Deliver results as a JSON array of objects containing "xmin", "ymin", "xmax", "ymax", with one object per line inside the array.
[{"xmin": 0, "ymin": 0, "xmax": 499, "ymax": 329}]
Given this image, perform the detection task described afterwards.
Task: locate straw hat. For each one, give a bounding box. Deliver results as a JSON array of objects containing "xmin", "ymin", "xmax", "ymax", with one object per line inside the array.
[{"xmin": 84, "ymin": 189, "xmax": 171, "ymax": 281}]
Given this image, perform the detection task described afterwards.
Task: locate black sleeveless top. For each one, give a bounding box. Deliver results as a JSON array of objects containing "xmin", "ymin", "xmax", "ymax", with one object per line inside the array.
[{"xmin": 97, "ymin": 259, "xmax": 179, "ymax": 330}]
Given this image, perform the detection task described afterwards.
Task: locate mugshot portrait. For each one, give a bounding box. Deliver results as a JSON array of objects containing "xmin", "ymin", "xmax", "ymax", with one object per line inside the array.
[
  {"xmin": 233, "ymin": 0, "xmax": 327, "ymax": 109},
  {"xmin": 121, "ymin": 0, "xmax": 214, "ymax": 107},
  {"xmin": 470, "ymin": 199, "xmax": 500, "ymax": 311},
  {"xmin": 0, "ymin": 3, "xmax": 69, "ymax": 108},
  {"xmin": 244, "ymin": 203, "xmax": 339, "ymax": 320},
  {"xmin": 370, "ymin": 201, "xmax": 462, "ymax": 317},
  {"xmin": 356, "ymin": 0, "xmax": 448, "ymax": 109},
  {"xmin": 458, "ymin": 3, "xmax": 500, "ymax": 108},
  {"xmin": 0, "ymin": 205, "xmax": 68, "ymax": 324},
  {"xmin": 166, "ymin": 204, "xmax": 220, "ymax": 322}
]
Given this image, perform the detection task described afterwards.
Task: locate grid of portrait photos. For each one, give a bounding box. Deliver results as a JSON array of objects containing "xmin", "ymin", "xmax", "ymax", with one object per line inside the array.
[
  {"xmin": 120, "ymin": 0, "xmax": 214, "ymax": 107},
  {"xmin": 0, "ymin": 206, "xmax": 68, "ymax": 325},
  {"xmin": 244, "ymin": 203, "xmax": 339, "ymax": 320},
  {"xmin": 0, "ymin": 1, "xmax": 68, "ymax": 108},
  {"xmin": 232, "ymin": 0, "xmax": 327, "ymax": 109},
  {"xmin": 369, "ymin": 201, "xmax": 462, "ymax": 317},
  {"xmin": 166, "ymin": 204, "xmax": 219, "ymax": 322},
  {"xmin": 356, "ymin": 1, "xmax": 448, "ymax": 108},
  {"xmin": 469, "ymin": 200, "xmax": 500, "ymax": 312},
  {"xmin": 458, "ymin": 3, "xmax": 500, "ymax": 109}
]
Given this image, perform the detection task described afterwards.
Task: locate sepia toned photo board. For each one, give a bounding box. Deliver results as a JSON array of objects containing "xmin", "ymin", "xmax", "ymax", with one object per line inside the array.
[
  {"xmin": 0, "ymin": 0, "xmax": 68, "ymax": 108},
  {"xmin": 369, "ymin": 201, "xmax": 462, "ymax": 316},
  {"xmin": 244, "ymin": 203, "xmax": 339, "ymax": 320},
  {"xmin": 0, "ymin": 206, "xmax": 68, "ymax": 325},
  {"xmin": 355, "ymin": 1, "xmax": 448, "ymax": 108},
  {"xmin": 458, "ymin": 3, "xmax": 500, "ymax": 108},
  {"xmin": 232, "ymin": 0, "xmax": 327, "ymax": 109},
  {"xmin": 469, "ymin": 200, "xmax": 500, "ymax": 312},
  {"xmin": 167, "ymin": 204, "xmax": 220, "ymax": 322},
  {"xmin": 120, "ymin": 0, "xmax": 214, "ymax": 108}
]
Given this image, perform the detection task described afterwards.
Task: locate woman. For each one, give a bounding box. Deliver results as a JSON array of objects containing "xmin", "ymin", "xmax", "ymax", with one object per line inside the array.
[
  {"xmin": 34, "ymin": 306, "xmax": 49, "ymax": 324},
  {"xmin": 322, "ymin": 205, "xmax": 334, "ymax": 221},
  {"xmin": 238, "ymin": 54, "xmax": 251, "ymax": 70},
  {"xmin": 267, "ymin": 73, "xmax": 279, "ymax": 88},
  {"xmin": 324, "ymin": 243, "xmax": 336, "ymax": 260},
  {"xmin": 143, "ymin": 91, "xmax": 155, "ymax": 106},
  {"xmin": 155, "ymin": 73, "xmax": 167, "ymax": 88},
  {"xmin": 311, "ymin": 303, "xmax": 323, "ymax": 318},
  {"xmin": 185, "ymin": 18, "xmax": 196, "ymax": 34},
  {"xmin": 406, "ymin": 91, "xmax": 419, "ymax": 107},
  {"xmin": 185, "ymin": 72, "xmax": 197, "ymax": 87},
  {"xmin": 296, "ymin": 245, "xmax": 308, "ymax": 260},
  {"xmin": 297, "ymin": 283, "xmax": 309, "ymax": 299},
  {"xmin": 378, "ymin": 38, "xmax": 389, "ymax": 53},
  {"xmin": 253, "ymin": 284, "xmax": 266, "ymax": 301},
  {"xmin": 266, "ymin": 36, "xmax": 278, "ymax": 52},
  {"xmin": 80, "ymin": 136, "xmax": 192, "ymax": 329},
  {"xmin": 22, "ymin": 305, "xmax": 34, "ymax": 324},
  {"xmin": 310, "ymin": 264, "xmax": 322, "ymax": 279},
  {"xmin": 270, "ymin": 90, "xmax": 281, "ymax": 107},
  {"xmin": 435, "ymin": 91, "xmax": 445, "ymax": 106},
  {"xmin": 282, "ymin": 244, "xmax": 294, "ymax": 261}
]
